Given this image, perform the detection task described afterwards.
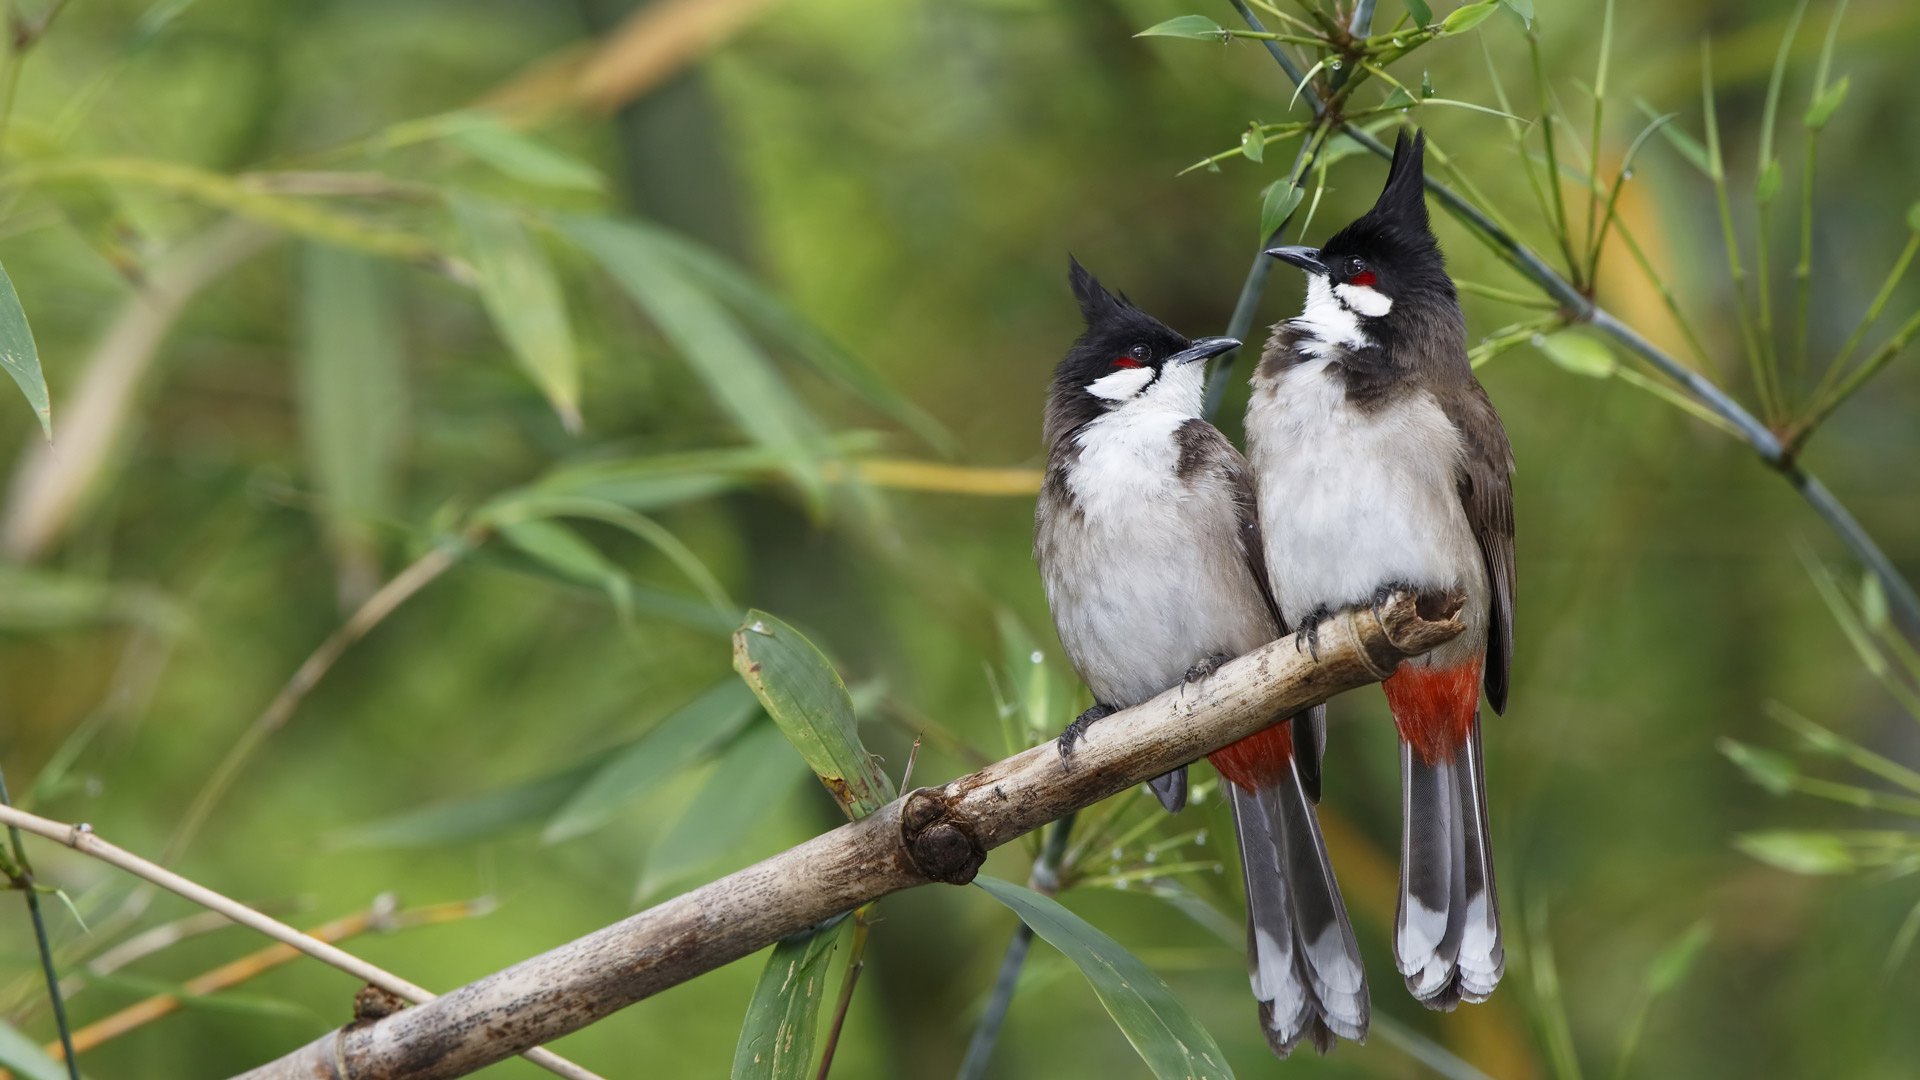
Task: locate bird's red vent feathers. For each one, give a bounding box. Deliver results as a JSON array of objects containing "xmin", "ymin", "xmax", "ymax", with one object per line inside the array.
[
  {"xmin": 1208, "ymin": 720, "xmax": 1294, "ymax": 792},
  {"xmin": 1383, "ymin": 658, "xmax": 1482, "ymax": 766}
]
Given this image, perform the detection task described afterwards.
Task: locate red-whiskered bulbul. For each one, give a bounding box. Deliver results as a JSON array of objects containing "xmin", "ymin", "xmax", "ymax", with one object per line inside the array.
[
  {"xmin": 1035, "ymin": 258, "xmax": 1368, "ymax": 1054},
  {"xmin": 1245, "ymin": 129, "xmax": 1515, "ymax": 1010}
]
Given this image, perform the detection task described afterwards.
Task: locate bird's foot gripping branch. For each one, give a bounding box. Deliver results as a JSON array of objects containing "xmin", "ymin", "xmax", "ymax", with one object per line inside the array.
[{"xmin": 231, "ymin": 590, "xmax": 1462, "ymax": 1080}]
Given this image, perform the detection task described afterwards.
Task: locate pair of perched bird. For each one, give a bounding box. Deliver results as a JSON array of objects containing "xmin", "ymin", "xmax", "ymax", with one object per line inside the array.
[{"xmin": 1033, "ymin": 130, "xmax": 1515, "ymax": 1055}]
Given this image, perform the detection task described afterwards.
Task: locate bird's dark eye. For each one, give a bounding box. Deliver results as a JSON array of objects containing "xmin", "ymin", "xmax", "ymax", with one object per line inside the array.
[
  {"xmin": 1345, "ymin": 257, "xmax": 1377, "ymax": 288},
  {"xmin": 1112, "ymin": 343, "xmax": 1151, "ymax": 369}
]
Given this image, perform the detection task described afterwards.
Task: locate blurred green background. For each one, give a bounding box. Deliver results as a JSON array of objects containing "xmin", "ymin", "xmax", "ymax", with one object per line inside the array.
[{"xmin": 1, "ymin": 0, "xmax": 1918, "ymax": 1077}]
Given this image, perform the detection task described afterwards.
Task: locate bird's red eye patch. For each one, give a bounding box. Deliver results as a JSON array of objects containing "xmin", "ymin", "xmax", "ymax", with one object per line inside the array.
[
  {"xmin": 1111, "ymin": 357, "xmax": 1145, "ymax": 368},
  {"xmin": 1349, "ymin": 270, "xmax": 1378, "ymax": 288}
]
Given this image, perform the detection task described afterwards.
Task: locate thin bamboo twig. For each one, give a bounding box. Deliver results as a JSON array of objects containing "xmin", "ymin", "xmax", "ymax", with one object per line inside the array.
[
  {"xmin": 38, "ymin": 899, "xmax": 486, "ymax": 1064},
  {"xmin": 0, "ymin": 803, "xmax": 603, "ymax": 1080},
  {"xmin": 812, "ymin": 906, "xmax": 871, "ymax": 1080},
  {"xmin": 1222, "ymin": 5, "xmax": 1920, "ymax": 637},
  {"xmin": 164, "ymin": 533, "xmax": 475, "ymax": 865},
  {"xmin": 0, "ymin": 766, "xmax": 79, "ymax": 1079}
]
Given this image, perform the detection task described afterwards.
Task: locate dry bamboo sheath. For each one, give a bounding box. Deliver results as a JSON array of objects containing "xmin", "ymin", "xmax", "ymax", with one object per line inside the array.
[{"xmin": 232, "ymin": 589, "xmax": 1464, "ymax": 1080}]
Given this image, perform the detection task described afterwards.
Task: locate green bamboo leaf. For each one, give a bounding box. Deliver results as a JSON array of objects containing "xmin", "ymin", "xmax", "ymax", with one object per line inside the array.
[
  {"xmin": 734, "ymin": 611, "xmax": 895, "ymax": 820},
  {"xmin": 542, "ymin": 680, "xmax": 761, "ymax": 843},
  {"xmin": 1717, "ymin": 737, "xmax": 1797, "ymax": 795},
  {"xmin": 560, "ymin": 216, "xmax": 825, "ymax": 502},
  {"xmin": 0, "ymin": 566, "xmax": 182, "ymax": 632},
  {"xmin": 498, "ymin": 517, "xmax": 635, "ymax": 616},
  {"xmin": 1258, "ymin": 179, "xmax": 1304, "ymax": 242},
  {"xmin": 0, "ymin": 1019, "xmax": 68, "ymax": 1080},
  {"xmin": 1135, "ymin": 15, "xmax": 1227, "ymax": 40},
  {"xmin": 1861, "ymin": 569, "xmax": 1889, "ymax": 630},
  {"xmin": 629, "ymin": 223, "xmax": 951, "ymax": 452},
  {"xmin": 449, "ymin": 118, "xmax": 603, "ymax": 192},
  {"xmin": 1734, "ymin": 830, "xmax": 1857, "ymax": 874},
  {"xmin": 1240, "ymin": 126, "xmax": 1264, "ymax": 165},
  {"xmin": 1803, "ymin": 75, "xmax": 1849, "ymax": 131},
  {"xmin": 1756, "ymin": 159, "xmax": 1783, "ymax": 206},
  {"xmin": 1498, "ymin": 0, "xmax": 1532, "ymax": 25},
  {"xmin": 976, "ymin": 876, "xmax": 1235, "ymax": 1080},
  {"xmin": 1404, "ymin": 0, "xmax": 1433, "ymax": 26},
  {"xmin": 1636, "ymin": 100, "xmax": 1711, "ymax": 175},
  {"xmin": 298, "ymin": 245, "xmax": 408, "ymax": 595},
  {"xmin": 1646, "ymin": 920, "xmax": 1714, "ymax": 994},
  {"xmin": 0, "ymin": 258, "xmax": 50, "ymax": 440},
  {"xmin": 638, "ymin": 722, "xmax": 811, "ymax": 900},
  {"xmin": 1381, "ymin": 85, "xmax": 1417, "ymax": 110},
  {"xmin": 451, "ymin": 193, "xmax": 582, "ymax": 432},
  {"xmin": 328, "ymin": 759, "xmax": 604, "ymax": 848},
  {"xmin": 1416, "ymin": 97, "xmax": 1525, "ymax": 122},
  {"xmin": 1440, "ymin": 2, "xmax": 1499, "ymax": 35},
  {"xmin": 731, "ymin": 916, "xmax": 849, "ymax": 1080},
  {"xmin": 1537, "ymin": 330, "xmax": 1616, "ymax": 378}
]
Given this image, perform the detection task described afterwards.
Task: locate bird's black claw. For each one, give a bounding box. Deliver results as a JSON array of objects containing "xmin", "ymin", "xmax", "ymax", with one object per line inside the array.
[
  {"xmin": 1369, "ymin": 581, "xmax": 1411, "ymax": 633},
  {"xmin": 1056, "ymin": 703, "xmax": 1114, "ymax": 763},
  {"xmin": 1293, "ymin": 607, "xmax": 1329, "ymax": 663},
  {"xmin": 1183, "ymin": 653, "xmax": 1233, "ymax": 684}
]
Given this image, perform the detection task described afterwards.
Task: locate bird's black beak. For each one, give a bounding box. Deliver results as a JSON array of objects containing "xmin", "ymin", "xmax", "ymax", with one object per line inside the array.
[
  {"xmin": 1166, "ymin": 336, "xmax": 1240, "ymax": 366},
  {"xmin": 1265, "ymin": 245, "xmax": 1329, "ymax": 276}
]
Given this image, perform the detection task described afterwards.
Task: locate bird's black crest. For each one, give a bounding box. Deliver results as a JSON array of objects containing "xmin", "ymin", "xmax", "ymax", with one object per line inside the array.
[
  {"xmin": 1373, "ymin": 129, "xmax": 1431, "ymax": 233},
  {"xmin": 1068, "ymin": 255, "xmax": 1132, "ymax": 325}
]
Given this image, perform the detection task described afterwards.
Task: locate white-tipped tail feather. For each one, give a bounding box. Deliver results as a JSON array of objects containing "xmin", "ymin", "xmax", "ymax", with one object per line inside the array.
[
  {"xmin": 1229, "ymin": 762, "xmax": 1370, "ymax": 1055},
  {"xmin": 1395, "ymin": 716, "xmax": 1505, "ymax": 1009}
]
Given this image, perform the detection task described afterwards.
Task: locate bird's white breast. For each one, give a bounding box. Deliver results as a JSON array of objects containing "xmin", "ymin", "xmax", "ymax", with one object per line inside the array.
[{"xmin": 1246, "ymin": 354, "xmax": 1486, "ymax": 661}]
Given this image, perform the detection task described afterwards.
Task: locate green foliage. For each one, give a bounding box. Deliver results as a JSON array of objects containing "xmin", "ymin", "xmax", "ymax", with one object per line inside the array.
[
  {"xmin": 452, "ymin": 194, "xmax": 583, "ymax": 432},
  {"xmin": 0, "ymin": 259, "xmax": 47, "ymax": 440},
  {"xmin": 731, "ymin": 916, "xmax": 849, "ymax": 1080},
  {"xmin": 1134, "ymin": 16, "xmax": 1229, "ymax": 42},
  {"xmin": 0, "ymin": 1020, "xmax": 66, "ymax": 1080},
  {"xmin": 734, "ymin": 611, "xmax": 895, "ymax": 819},
  {"xmin": 638, "ymin": 723, "xmax": 810, "ymax": 901}
]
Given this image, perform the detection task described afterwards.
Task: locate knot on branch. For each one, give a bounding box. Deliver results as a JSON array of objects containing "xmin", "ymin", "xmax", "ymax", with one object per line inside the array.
[
  {"xmin": 900, "ymin": 787, "xmax": 985, "ymax": 885},
  {"xmin": 350, "ymin": 983, "xmax": 408, "ymax": 1028},
  {"xmin": 1364, "ymin": 588, "xmax": 1468, "ymax": 676}
]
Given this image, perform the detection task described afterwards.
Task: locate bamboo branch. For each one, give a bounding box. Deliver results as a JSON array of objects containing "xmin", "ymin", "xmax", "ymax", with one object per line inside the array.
[
  {"xmin": 229, "ymin": 589, "xmax": 1464, "ymax": 1080},
  {"xmin": 0, "ymin": 805, "xmax": 602, "ymax": 1080}
]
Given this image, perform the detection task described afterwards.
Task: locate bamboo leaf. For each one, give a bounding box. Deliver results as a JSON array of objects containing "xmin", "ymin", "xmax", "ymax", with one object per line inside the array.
[
  {"xmin": 1645, "ymin": 920, "xmax": 1713, "ymax": 994},
  {"xmin": 1404, "ymin": 0, "xmax": 1432, "ymax": 26},
  {"xmin": 1803, "ymin": 75, "xmax": 1849, "ymax": 131},
  {"xmin": 1734, "ymin": 830, "xmax": 1857, "ymax": 874},
  {"xmin": 1240, "ymin": 126, "xmax": 1264, "ymax": 164},
  {"xmin": 543, "ymin": 680, "xmax": 761, "ymax": 843},
  {"xmin": 731, "ymin": 916, "xmax": 849, "ymax": 1080},
  {"xmin": 329, "ymin": 760, "xmax": 605, "ymax": 848},
  {"xmin": 976, "ymin": 876, "xmax": 1235, "ymax": 1080},
  {"xmin": 297, "ymin": 245, "xmax": 409, "ymax": 596},
  {"xmin": 1636, "ymin": 100, "xmax": 1711, "ymax": 175},
  {"xmin": 560, "ymin": 216, "xmax": 825, "ymax": 502},
  {"xmin": 448, "ymin": 117, "xmax": 603, "ymax": 192},
  {"xmin": 498, "ymin": 517, "xmax": 635, "ymax": 616},
  {"xmin": 1440, "ymin": 2, "xmax": 1499, "ymax": 35},
  {"xmin": 1538, "ymin": 330, "xmax": 1616, "ymax": 378},
  {"xmin": 1135, "ymin": 15, "xmax": 1228, "ymax": 40},
  {"xmin": 628, "ymin": 222, "xmax": 951, "ymax": 452},
  {"xmin": 451, "ymin": 193, "xmax": 582, "ymax": 432},
  {"xmin": 1417, "ymin": 97, "xmax": 1526, "ymax": 122},
  {"xmin": 1258, "ymin": 179, "xmax": 1303, "ymax": 243},
  {"xmin": 1381, "ymin": 85, "xmax": 1417, "ymax": 110},
  {"xmin": 0, "ymin": 258, "xmax": 50, "ymax": 441},
  {"xmin": 1498, "ymin": 0, "xmax": 1532, "ymax": 25},
  {"xmin": 638, "ymin": 722, "xmax": 811, "ymax": 900},
  {"xmin": 1717, "ymin": 737, "xmax": 1797, "ymax": 795},
  {"xmin": 0, "ymin": 1020, "xmax": 68, "ymax": 1080},
  {"xmin": 734, "ymin": 611, "xmax": 895, "ymax": 819}
]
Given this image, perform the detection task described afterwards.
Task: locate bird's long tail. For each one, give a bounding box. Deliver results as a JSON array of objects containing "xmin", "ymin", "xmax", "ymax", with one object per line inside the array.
[
  {"xmin": 1386, "ymin": 660, "xmax": 1504, "ymax": 1009},
  {"xmin": 1213, "ymin": 718, "xmax": 1368, "ymax": 1055}
]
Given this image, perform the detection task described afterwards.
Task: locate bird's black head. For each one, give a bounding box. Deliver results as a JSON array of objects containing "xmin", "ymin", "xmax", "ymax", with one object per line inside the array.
[
  {"xmin": 1044, "ymin": 258, "xmax": 1238, "ymax": 446},
  {"xmin": 1265, "ymin": 129, "xmax": 1456, "ymax": 327}
]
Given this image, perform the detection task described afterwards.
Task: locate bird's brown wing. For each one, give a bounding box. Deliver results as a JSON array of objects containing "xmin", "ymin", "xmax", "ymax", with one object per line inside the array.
[{"xmin": 1439, "ymin": 379, "xmax": 1516, "ymax": 714}]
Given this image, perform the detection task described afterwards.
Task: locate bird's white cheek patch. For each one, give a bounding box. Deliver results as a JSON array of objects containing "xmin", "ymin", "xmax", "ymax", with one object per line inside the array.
[
  {"xmin": 1086, "ymin": 366, "xmax": 1155, "ymax": 401},
  {"xmin": 1335, "ymin": 282, "xmax": 1393, "ymax": 317}
]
